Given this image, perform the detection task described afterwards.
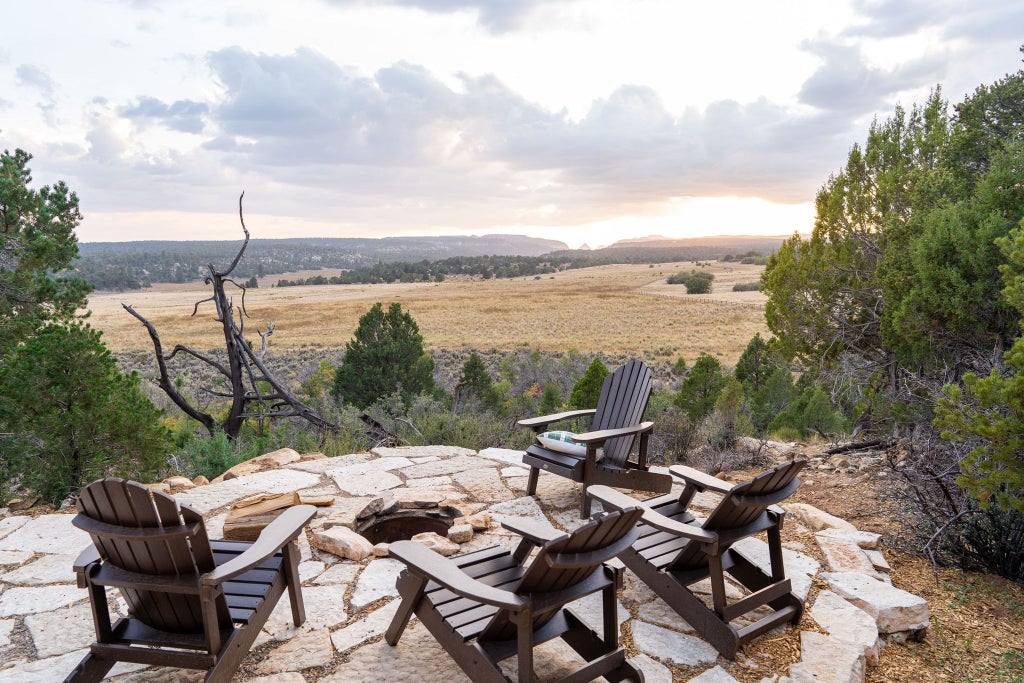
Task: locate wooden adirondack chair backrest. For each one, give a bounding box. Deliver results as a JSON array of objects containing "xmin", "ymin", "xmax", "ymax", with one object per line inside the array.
[
  {"xmin": 670, "ymin": 460, "xmax": 806, "ymax": 571},
  {"xmin": 479, "ymin": 506, "xmax": 644, "ymax": 641},
  {"xmin": 591, "ymin": 360, "xmax": 652, "ymax": 468},
  {"xmin": 74, "ymin": 478, "xmax": 232, "ymax": 634}
]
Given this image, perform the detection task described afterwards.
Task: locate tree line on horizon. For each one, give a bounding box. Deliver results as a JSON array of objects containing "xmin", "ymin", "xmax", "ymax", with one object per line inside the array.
[{"xmin": 69, "ymin": 237, "xmax": 782, "ymax": 291}]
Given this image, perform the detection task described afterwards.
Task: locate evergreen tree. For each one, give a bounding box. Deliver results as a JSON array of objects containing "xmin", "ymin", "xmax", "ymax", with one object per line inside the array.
[
  {"xmin": 332, "ymin": 302, "xmax": 434, "ymax": 409},
  {"xmin": 936, "ymin": 221, "xmax": 1024, "ymax": 513},
  {"xmin": 0, "ymin": 323, "xmax": 170, "ymax": 503},
  {"xmin": 459, "ymin": 352, "xmax": 497, "ymax": 408},
  {"xmin": 569, "ymin": 358, "xmax": 608, "ymax": 408},
  {"xmin": 0, "ymin": 149, "xmax": 170, "ymax": 503},
  {"xmin": 675, "ymin": 353, "xmax": 727, "ymax": 421},
  {"xmin": 540, "ymin": 382, "xmax": 563, "ymax": 414},
  {"xmin": 0, "ymin": 149, "xmax": 91, "ymax": 350},
  {"xmin": 734, "ymin": 333, "xmax": 777, "ymax": 393}
]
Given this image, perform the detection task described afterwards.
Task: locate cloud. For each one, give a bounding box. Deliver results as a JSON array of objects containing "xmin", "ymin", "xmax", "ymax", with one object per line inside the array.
[
  {"xmin": 845, "ymin": 0, "xmax": 1024, "ymax": 42},
  {"xmin": 15, "ymin": 64, "xmax": 55, "ymax": 97},
  {"xmin": 121, "ymin": 96, "xmax": 209, "ymax": 133},
  {"xmin": 195, "ymin": 47, "xmax": 850, "ymax": 219},
  {"xmin": 798, "ymin": 39, "xmax": 946, "ymax": 115},
  {"xmin": 321, "ymin": 0, "xmax": 573, "ymax": 32}
]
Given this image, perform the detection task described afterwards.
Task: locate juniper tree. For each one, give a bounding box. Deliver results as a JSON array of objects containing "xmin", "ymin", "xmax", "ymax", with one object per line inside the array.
[{"xmin": 332, "ymin": 302, "xmax": 434, "ymax": 410}]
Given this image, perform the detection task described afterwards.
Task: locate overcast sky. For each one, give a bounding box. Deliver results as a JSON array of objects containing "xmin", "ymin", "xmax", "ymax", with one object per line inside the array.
[{"xmin": 2, "ymin": 1, "xmax": 1021, "ymax": 247}]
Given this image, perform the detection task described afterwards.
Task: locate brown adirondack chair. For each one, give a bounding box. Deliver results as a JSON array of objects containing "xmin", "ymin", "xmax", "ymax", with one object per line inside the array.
[
  {"xmin": 385, "ymin": 508, "xmax": 647, "ymax": 683},
  {"xmin": 65, "ymin": 478, "xmax": 315, "ymax": 683},
  {"xmin": 520, "ymin": 359, "xmax": 671, "ymax": 517},
  {"xmin": 587, "ymin": 459, "xmax": 807, "ymax": 658}
]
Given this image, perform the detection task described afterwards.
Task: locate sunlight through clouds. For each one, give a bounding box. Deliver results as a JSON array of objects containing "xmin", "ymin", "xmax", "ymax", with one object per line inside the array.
[{"xmin": 0, "ymin": 0, "xmax": 1020, "ymax": 244}]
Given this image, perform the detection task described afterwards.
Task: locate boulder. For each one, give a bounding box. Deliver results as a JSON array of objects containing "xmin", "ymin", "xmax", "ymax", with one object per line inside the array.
[
  {"xmin": 823, "ymin": 572, "xmax": 929, "ymax": 634},
  {"xmin": 411, "ymin": 531, "xmax": 460, "ymax": 556},
  {"xmin": 163, "ymin": 476, "xmax": 195, "ymax": 493},
  {"xmin": 310, "ymin": 526, "xmax": 374, "ymax": 561},
  {"xmin": 784, "ymin": 503, "xmax": 857, "ymax": 531},
  {"xmin": 213, "ymin": 448, "xmax": 302, "ymax": 482}
]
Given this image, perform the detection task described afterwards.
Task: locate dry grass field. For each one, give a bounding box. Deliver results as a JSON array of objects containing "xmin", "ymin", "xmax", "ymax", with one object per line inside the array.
[{"xmin": 88, "ymin": 261, "xmax": 768, "ymax": 366}]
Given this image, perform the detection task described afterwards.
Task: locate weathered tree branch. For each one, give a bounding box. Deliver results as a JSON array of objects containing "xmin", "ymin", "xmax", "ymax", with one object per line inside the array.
[
  {"xmin": 123, "ymin": 193, "xmax": 337, "ymax": 440},
  {"xmin": 123, "ymin": 304, "xmax": 217, "ymax": 435}
]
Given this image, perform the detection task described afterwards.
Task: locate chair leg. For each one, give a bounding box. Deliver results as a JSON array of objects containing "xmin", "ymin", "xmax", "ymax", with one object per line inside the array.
[
  {"xmin": 580, "ymin": 484, "xmax": 592, "ymax": 518},
  {"xmin": 516, "ymin": 608, "xmax": 534, "ymax": 683},
  {"xmin": 602, "ymin": 583, "xmax": 618, "ymax": 651},
  {"xmin": 282, "ymin": 541, "xmax": 306, "ymax": 627},
  {"xmin": 526, "ymin": 466, "xmax": 540, "ymax": 495},
  {"xmin": 386, "ymin": 572, "xmax": 427, "ymax": 645},
  {"xmin": 62, "ymin": 653, "xmax": 115, "ymax": 683}
]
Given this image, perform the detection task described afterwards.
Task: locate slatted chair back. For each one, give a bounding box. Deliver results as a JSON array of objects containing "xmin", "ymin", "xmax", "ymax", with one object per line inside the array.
[
  {"xmin": 590, "ymin": 359, "xmax": 652, "ymax": 469},
  {"xmin": 669, "ymin": 460, "xmax": 806, "ymax": 571},
  {"xmin": 74, "ymin": 478, "xmax": 232, "ymax": 634},
  {"xmin": 479, "ymin": 506, "xmax": 644, "ymax": 641}
]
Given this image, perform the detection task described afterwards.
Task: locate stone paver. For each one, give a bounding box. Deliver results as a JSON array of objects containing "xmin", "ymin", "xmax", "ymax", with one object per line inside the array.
[
  {"xmin": 786, "ymin": 630, "xmax": 865, "ymax": 683},
  {"xmin": 255, "ymin": 628, "xmax": 333, "ymax": 674},
  {"xmin": 322, "ymin": 622, "xmax": 471, "ymax": 683},
  {"xmin": 372, "ymin": 445, "xmax": 475, "ymax": 459},
  {"xmin": 816, "ymin": 534, "xmax": 884, "ymax": 579},
  {"xmin": 0, "ymin": 584, "xmax": 83, "ymax": 617},
  {"xmin": 330, "ymin": 599, "xmax": 400, "ymax": 652},
  {"xmin": 2, "ymin": 553, "xmax": 78, "ymax": 585},
  {"xmin": 0, "ymin": 515, "xmax": 30, "ymax": 541},
  {"xmin": 0, "ymin": 617, "xmax": 14, "ymax": 646},
  {"xmin": 1, "ymin": 651, "xmax": 95, "ymax": 683},
  {"xmin": 174, "ymin": 469, "xmax": 321, "ymax": 514},
  {"xmin": 350, "ymin": 558, "xmax": 404, "ymax": 611},
  {"xmin": 810, "ymin": 590, "xmax": 880, "ymax": 665},
  {"xmin": 688, "ymin": 665, "xmax": 742, "ymax": 683},
  {"xmin": 451, "ymin": 467, "xmax": 515, "ymax": 502},
  {"xmin": 476, "ymin": 447, "xmax": 528, "ymax": 467},
  {"xmin": 333, "ymin": 469, "xmax": 404, "ymax": 496},
  {"xmin": 0, "ymin": 515, "xmax": 88, "ymax": 554},
  {"xmin": 0, "ymin": 549, "xmax": 34, "ymax": 567},
  {"xmin": 0, "ymin": 445, "xmax": 928, "ymax": 683},
  {"xmin": 313, "ymin": 562, "xmax": 360, "ymax": 585},
  {"xmin": 733, "ymin": 536, "xmax": 820, "ymax": 601},
  {"xmin": 24, "ymin": 602, "xmax": 97, "ymax": 657},
  {"xmin": 631, "ymin": 620, "xmax": 719, "ymax": 667},
  {"xmin": 262, "ymin": 584, "xmax": 348, "ymax": 640},
  {"xmin": 400, "ymin": 454, "xmax": 494, "ymax": 478},
  {"xmin": 629, "ymin": 654, "xmax": 673, "ymax": 683}
]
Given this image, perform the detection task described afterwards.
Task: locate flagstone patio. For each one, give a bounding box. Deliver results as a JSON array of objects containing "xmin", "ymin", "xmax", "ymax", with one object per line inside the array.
[{"xmin": 0, "ymin": 445, "xmax": 927, "ymax": 682}]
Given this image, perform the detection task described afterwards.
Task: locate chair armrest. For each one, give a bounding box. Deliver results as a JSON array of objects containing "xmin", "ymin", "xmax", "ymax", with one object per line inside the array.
[
  {"xmin": 501, "ymin": 517, "xmax": 564, "ymax": 545},
  {"xmin": 73, "ymin": 544, "xmax": 101, "ymax": 588},
  {"xmin": 518, "ymin": 409, "xmax": 595, "ymax": 430},
  {"xmin": 74, "ymin": 544, "xmax": 101, "ymax": 572},
  {"xmin": 587, "ymin": 485, "xmax": 718, "ymax": 544},
  {"xmin": 573, "ymin": 421, "xmax": 653, "ymax": 444},
  {"xmin": 202, "ymin": 505, "xmax": 316, "ymax": 586},
  {"xmin": 669, "ymin": 465, "xmax": 733, "ymax": 493},
  {"xmin": 388, "ymin": 541, "xmax": 527, "ymax": 610}
]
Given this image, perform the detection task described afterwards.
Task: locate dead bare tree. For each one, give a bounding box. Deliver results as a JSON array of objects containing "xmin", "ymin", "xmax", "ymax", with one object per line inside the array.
[{"xmin": 124, "ymin": 193, "xmax": 338, "ymax": 440}]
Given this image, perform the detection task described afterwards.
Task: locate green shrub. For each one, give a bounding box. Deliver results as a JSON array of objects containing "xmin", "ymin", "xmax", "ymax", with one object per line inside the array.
[
  {"xmin": 177, "ymin": 430, "xmax": 241, "ymax": 481},
  {"xmin": 667, "ymin": 270, "xmax": 715, "ymax": 294},
  {"xmin": 732, "ymin": 281, "xmax": 761, "ymax": 292}
]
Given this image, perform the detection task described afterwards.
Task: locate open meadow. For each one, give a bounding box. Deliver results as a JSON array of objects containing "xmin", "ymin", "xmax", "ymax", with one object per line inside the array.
[{"xmin": 88, "ymin": 261, "xmax": 769, "ymax": 366}]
